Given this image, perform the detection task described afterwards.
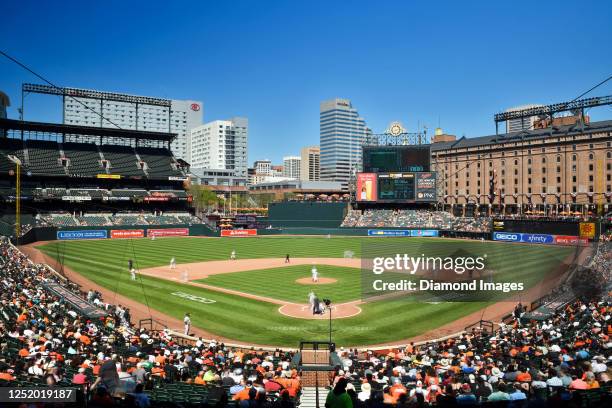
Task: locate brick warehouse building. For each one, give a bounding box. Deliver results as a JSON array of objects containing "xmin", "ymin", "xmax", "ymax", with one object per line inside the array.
[{"xmin": 430, "ymin": 118, "xmax": 612, "ymax": 216}]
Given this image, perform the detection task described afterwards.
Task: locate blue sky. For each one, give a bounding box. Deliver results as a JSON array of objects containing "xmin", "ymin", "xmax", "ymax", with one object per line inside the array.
[{"xmin": 1, "ymin": 0, "xmax": 611, "ymax": 164}]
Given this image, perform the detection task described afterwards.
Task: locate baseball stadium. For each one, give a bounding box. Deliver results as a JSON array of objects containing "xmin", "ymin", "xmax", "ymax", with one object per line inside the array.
[{"xmin": 1, "ymin": 93, "xmax": 611, "ymax": 408}]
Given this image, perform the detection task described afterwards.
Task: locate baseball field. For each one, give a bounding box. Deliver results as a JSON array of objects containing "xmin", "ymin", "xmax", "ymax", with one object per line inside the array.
[{"xmin": 36, "ymin": 236, "xmax": 574, "ymax": 347}]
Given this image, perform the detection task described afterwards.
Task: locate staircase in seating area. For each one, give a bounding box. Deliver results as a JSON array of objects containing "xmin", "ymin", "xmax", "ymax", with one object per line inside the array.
[
  {"xmin": 296, "ymin": 342, "xmax": 337, "ymax": 408},
  {"xmin": 298, "ymin": 387, "xmax": 327, "ymax": 408}
]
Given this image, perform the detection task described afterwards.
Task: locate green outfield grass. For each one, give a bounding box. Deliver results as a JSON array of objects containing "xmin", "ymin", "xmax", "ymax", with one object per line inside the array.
[{"xmin": 37, "ymin": 236, "xmax": 575, "ymax": 346}]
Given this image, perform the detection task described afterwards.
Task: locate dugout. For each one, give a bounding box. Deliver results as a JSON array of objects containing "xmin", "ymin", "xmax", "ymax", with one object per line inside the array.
[{"xmin": 268, "ymin": 201, "xmax": 349, "ymax": 228}]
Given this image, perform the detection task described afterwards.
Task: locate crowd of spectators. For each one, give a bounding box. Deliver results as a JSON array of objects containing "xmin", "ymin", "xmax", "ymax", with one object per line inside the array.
[
  {"xmin": 326, "ymin": 296, "xmax": 611, "ymax": 407},
  {"xmin": 0, "ymin": 237, "xmax": 300, "ymax": 407},
  {"xmin": 341, "ymin": 209, "xmax": 491, "ymax": 233},
  {"xmin": 34, "ymin": 212, "xmax": 202, "ymax": 228}
]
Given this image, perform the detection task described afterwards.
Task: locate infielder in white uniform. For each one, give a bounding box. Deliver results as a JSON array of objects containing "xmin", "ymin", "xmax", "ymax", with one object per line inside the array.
[
  {"xmin": 130, "ymin": 267, "xmax": 137, "ymax": 281},
  {"xmin": 230, "ymin": 250, "xmax": 236, "ymax": 260},
  {"xmin": 311, "ymin": 264, "xmax": 318, "ymax": 282},
  {"xmin": 170, "ymin": 257, "xmax": 176, "ymax": 269}
]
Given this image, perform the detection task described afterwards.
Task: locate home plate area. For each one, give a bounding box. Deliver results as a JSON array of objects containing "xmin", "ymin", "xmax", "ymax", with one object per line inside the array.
[{"xmin": 278, "ymin": 302, "xmax": 362, "ymax": 320}]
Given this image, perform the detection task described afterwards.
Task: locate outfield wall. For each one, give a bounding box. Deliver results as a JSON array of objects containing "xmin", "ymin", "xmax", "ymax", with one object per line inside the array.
[{"xmin": 268, "ymin": 201, "xmax": 349, "ymax": 228}]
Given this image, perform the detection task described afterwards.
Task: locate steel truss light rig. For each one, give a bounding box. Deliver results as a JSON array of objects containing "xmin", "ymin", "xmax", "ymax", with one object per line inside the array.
[{"xmin": 493, "ymin": 95, "xmax": 612, "ymax": 135}]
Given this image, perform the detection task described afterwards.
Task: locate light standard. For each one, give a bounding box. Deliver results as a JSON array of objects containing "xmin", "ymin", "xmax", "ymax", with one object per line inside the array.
[
  {"xmin": 323, "ymin": 299, "xmax": 332, "ymax": 343},
  {"xmin": 7, "ymin": 155, "xmax": 21, "ymax": 244}
]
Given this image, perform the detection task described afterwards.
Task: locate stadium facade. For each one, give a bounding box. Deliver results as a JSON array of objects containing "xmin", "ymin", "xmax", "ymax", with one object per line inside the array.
[{"xmin": 60, "ymin": 86, "xmax": 202, "ymax": 162}]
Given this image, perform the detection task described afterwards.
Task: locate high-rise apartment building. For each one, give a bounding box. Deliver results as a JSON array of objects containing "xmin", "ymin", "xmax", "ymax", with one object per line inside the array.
[
  {"xmin": 190, "ymin": 117, "xmax": 248, "ymax": 179},
  {"xmin": 61, "ymin": 86, "xmax": 202, "ymax": 161},
  {"xmin": 320, "ymin": 98, "xmax": 368, "ymax": 190},
  {"xmin": 300, "ymin": 146, "xmax": 320, "ymax": 181},
  {"xmin": 282, "ymin": 156, "xmax": 301, "ymax": 179}
]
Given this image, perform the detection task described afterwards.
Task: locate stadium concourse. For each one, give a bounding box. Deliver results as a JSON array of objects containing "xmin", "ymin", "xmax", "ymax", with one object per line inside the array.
[{"xmin": 1, "ymin": 236, "xmax": 611, "ymax": 407}]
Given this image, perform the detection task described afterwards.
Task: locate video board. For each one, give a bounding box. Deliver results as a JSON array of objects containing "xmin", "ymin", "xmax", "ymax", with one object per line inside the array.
[
  {"xmin": 363, "ymin": 145, "xmax": 431, "ymax": 173},
  {"xmin": 357, "ymin": 172, "xmax": 437, "ymax": 202}
]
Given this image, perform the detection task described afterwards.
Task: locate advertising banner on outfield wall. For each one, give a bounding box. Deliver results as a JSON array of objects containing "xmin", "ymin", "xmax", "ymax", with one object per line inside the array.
[
  {"xmin": 493, "ymin": 232, "xmax": 553, "ymax": 244},
  {"xmin": 367, "ymin": 229, "xmax": 439, "ymax": 237},
  {"xmin": 368, "ymin": 230, "xmax": 411, "ymax": 237},
  {"xmin": 221, "ymin": 229, "xmax": 258, "ymax": 237},
  {"xmin": 147, "ymin": 228, "xmax": 189, "ymax": 237},
  {"xmin": 57, "ymin": 230, "xmax": 107, "ymax": 240},
  {"xmin": 493, "ymin": 232, "xmax": 586, "ymax": 246},
  {"xmin": 410, "ymin": 229, "xmax": 439, "ymax": 237},
  {"xmin": 110, "ymin": 229, "xmax": 144, "ymax": 239},
  {"xmin": 579, "ymin": 222, "xmax": 595, "ymax": 239},
  {"xmin": 554, "ymin": 235, "xmax": 589, "ymax": 246},
  {"xmin": 357, "ymin": 173, "xmax": 377, "ymax": 201}
]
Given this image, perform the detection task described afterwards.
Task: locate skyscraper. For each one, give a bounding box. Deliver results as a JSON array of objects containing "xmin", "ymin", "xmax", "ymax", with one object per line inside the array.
[
  {"xmin": 61, "ymin": 86, "xmax": 202, "ymax": 161},
  {"xmin": 0, "ymin": 91, "xmax": 9, "ymax": 119},
  {"xmin": 300, "ymin": 146, "xmax": 320, "ymax": 181},
  {"xmin": 190, "ymin": 117, "xmax": 248, "ymax": 179},
  {"xmin": 283, "ymin": 156, "xmax": 301, "ymax": 179},
  {"xmin": 505, "ymin": 104, "xmax": 544, "ymax": 133},
  {"xmin": 320, "ymin": 98, "xmax": 368, "ymax": 190}
]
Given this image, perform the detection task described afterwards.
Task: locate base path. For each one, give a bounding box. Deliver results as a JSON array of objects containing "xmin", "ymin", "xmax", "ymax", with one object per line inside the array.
[
  {"xmin": 295, "ymin": 277, "xmax": 337, "ymax": 285},
  {"xmin": 138, "ymin": 257, "xmax": 363, "ymax": 320}
]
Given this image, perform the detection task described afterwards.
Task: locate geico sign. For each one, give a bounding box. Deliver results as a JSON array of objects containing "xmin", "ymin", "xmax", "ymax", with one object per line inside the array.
[{"xmin": 494, "ymin": 233, "xmax": 519, "ymax": 241}]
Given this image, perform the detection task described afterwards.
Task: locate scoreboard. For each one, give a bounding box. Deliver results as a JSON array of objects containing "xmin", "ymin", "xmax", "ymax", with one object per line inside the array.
[
  {"xmin": 378, "ymin": 173, "xmax": 415, "ymax": 200},
  {"xmin": 363, "ymin": 145, "xmax": 430, "ymax": 173},
  {"xmin": 357, "ymin": 172, "xmax": 436, "ymax": 202},
  {"xmin": 358, "ymin": 145, "xmax": 436, "ymax": 202}
]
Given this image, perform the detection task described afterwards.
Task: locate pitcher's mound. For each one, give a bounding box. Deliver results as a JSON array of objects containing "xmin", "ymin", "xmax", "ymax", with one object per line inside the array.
[
  {"xmin": 278, "ymin": 302, "xmax": 361, "ymax": 319},
  {"xmin": 295, "ymin": 277, "xmax": 337, "ymax": 285}
]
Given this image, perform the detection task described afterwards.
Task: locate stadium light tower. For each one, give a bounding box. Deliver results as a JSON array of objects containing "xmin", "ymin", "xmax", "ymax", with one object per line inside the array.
[{"xmin": 7, "ymin": 155, "xmax": 22, "ymax": 243}]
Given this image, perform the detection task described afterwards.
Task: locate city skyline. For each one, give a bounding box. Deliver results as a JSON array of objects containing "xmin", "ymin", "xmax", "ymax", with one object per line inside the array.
[{"xmin": 1, "ymin": 0, "xmax": 611, "ymax": 164}]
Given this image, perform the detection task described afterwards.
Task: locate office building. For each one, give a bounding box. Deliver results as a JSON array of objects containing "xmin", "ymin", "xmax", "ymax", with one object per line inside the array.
[
  {"xmin": 320, "ymin": 98, "xmax": 369, "ymax": 190},
  {"xmin": 190, "ymin": 117, "xmax": 248, "ymax": 182},
  {"xmin": 505, "ymin": 104, "xmax": 544, "ymax": 133},
  {"xmin": 254, "ymin": 160, "xmax": 272, "ymax": 175},
  {"xmin": 61, "ymin": 86, "xmax": 202, "ymax": 161},
  {"xmin": 283, "ymin": 156, "xmax": 301, "ymax": 179},
  {"xmin": 300, "ymin": 146, "xmax": 320, "ymax": 181}
]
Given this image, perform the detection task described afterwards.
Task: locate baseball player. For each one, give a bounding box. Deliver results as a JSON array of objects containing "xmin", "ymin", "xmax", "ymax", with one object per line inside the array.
[
  {"xmin": 230, "ymin": 250, "xmax": 236, "ymax": 260},
  {"xmin": 311, "ymin": 264, "xmax": 318, "ymax": 282},
  {"xmin": 130, "ymin": 267, "xmax": 137, "ymax": 281},
  {"xmin": 170, "ymin": 257, "xmax": 176, "ymax": 269}
]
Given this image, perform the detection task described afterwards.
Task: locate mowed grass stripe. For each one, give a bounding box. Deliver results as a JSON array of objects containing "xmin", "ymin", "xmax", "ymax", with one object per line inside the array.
[
  {"xmin": 197, "ymin": 265, "xmax": 363, "ymax": 303},
  {"xmin": 37, "ymin": 237, "xmax": 573, "ymax": 346}
]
